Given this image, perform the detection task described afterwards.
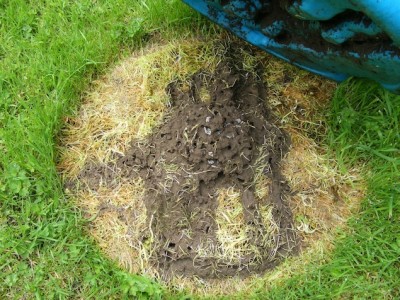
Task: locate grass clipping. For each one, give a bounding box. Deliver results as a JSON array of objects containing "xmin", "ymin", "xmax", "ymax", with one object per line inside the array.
[{"xmin": 58, "ymin": 35, "xmax": 365, "ymax": 296}]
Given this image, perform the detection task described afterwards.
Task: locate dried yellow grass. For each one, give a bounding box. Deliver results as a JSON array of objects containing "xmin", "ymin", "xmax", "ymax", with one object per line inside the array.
[
  {"xmin": 216, "ymin": 188, "xmax": 249, "ymax": 261},
  {"xmin": 74, "ymin": 178, "xmax": 158, "ymax": 278},
  {"xmin": 282, "ymin": 129, "xmax": 364, "ymax": 246},
  {"xmin": 58, "ymin": 39, "xmax": 224, "ymax": 180},
  {"xmin": 214, "ymin": 187, "xmax": 272, "ymax": 264},
  {"xmin": 58, "ymin": 34, "xmax": 365, "ymax": 297}
]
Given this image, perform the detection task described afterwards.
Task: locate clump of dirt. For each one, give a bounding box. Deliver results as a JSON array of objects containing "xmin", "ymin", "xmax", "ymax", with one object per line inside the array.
[{"xmin": 79, "ymin": 61, "xmax": 298, "ymax": 279}]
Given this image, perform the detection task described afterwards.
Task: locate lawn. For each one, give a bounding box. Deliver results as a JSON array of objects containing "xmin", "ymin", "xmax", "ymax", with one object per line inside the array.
[{"xmin": 0, "ymin": 0, "xmax": 399, "ymax": 299}]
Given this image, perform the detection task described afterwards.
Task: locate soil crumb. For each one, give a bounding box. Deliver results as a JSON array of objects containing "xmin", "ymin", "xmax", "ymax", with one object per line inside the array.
[{"xmin": 79, "ymin": 60, "xmax": 298, "ymax": 279}]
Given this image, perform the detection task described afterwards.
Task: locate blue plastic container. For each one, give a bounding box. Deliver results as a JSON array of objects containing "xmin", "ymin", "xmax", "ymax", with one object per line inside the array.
[{"xmin": 183, "ymin": 0, "xmax": 400, "ymax": 93}]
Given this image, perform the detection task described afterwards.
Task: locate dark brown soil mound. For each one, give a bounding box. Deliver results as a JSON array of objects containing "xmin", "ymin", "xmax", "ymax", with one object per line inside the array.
[{"xmin": 79, "ymin": 61, "xmax": 298, "ymax": 279}]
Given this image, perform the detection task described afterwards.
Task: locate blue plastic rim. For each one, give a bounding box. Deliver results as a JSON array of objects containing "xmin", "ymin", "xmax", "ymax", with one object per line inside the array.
[{"xmin": 183, "ymin": 0, "xmax": 400, "ymax": 93}]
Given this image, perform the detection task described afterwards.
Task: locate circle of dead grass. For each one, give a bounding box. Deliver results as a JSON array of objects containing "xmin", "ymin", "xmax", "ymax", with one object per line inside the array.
[{"xmin": 58, "ymin": 34, "xmax": 366, "ymax": 297}]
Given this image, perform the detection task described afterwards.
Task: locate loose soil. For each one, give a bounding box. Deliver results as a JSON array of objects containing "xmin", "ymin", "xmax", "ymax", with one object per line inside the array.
[{"xmin": 79, "ymin": 61, "xmax": 298, "ymax": 279}]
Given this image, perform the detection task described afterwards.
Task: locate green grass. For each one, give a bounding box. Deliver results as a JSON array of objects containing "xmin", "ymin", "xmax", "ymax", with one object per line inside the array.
[
  {"xmin": 1, "ymin": 0, "xmax": 399, "ymax": 299},
  {"xmin": 0, "ymin": 0, "xmax": 202, "ymax": 298},
  {"xmin": 255, "ymin": 81, "xmax": 400, "ymax": 299}
]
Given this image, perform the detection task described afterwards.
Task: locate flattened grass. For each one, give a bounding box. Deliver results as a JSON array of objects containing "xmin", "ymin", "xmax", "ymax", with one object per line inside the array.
[{"xmin": 57, "ymin": 35, "xmax": 366, "ymax": 297}]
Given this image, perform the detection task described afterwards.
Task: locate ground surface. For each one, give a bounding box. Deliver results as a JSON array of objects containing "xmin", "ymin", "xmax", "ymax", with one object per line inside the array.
[
  {"xmin": 59, "ymin": 38, "xmax": 365, "ymax": 296},
  {"xmin": 79, "ymin": 61, "xmax": 297, "ymax": 279},
  {"xmin": 1, "ymin": 1, "xmax": 400, "ymax": 299}
]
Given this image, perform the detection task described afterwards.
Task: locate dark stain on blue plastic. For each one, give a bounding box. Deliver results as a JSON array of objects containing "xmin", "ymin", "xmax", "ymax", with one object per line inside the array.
[{"xmin": 183, "ymin": 0, "xmax": 400, "ymax": 93}]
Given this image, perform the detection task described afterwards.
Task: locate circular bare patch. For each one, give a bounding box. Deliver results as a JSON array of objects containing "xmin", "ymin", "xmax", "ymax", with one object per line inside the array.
[{"xmin": 58, "ymin": 36, "xmax": 365, "ymax": 296}]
